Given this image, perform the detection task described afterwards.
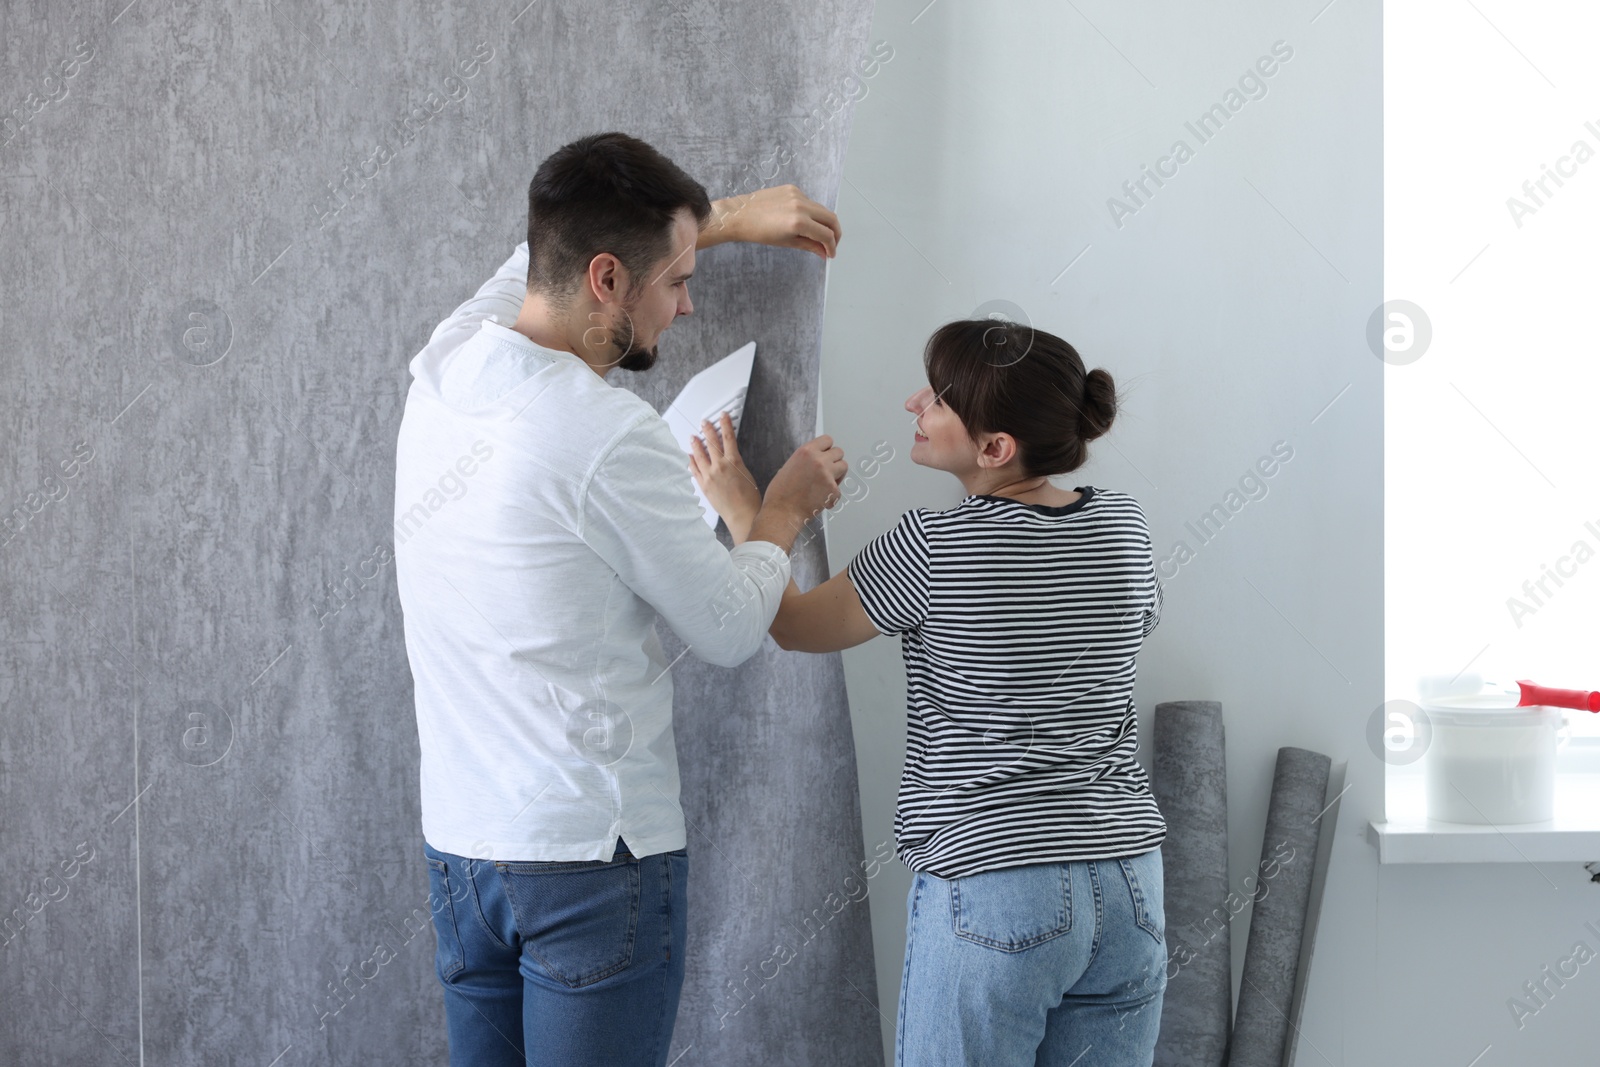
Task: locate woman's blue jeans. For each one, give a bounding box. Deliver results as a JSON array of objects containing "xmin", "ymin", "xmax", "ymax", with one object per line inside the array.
[
  {"xmin": 897, "ymin": 847, "xmax": 1168, "ymax": 1067},
  {"xmin": 423, "ymin": 838, "xmax": 689, "ymax": 1067}
]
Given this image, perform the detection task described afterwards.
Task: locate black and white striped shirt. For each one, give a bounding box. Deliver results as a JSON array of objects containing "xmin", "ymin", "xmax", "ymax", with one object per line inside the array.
[{"xmin": 847, "ymin": 486, "xmax": 1166, "ymax": 879}]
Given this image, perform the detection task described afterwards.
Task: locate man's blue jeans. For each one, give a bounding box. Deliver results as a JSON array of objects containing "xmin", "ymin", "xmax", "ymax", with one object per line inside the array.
[
  {"xmin": 896, "ymin": 847, "xmax": 1168, "ymax": 1066},
  {"xmin": 423, "ymin": 838, "xmax": 689, "ymax": 1067}
]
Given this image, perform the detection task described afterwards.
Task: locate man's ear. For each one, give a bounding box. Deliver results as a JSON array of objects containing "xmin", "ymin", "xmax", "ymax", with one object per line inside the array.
[{"xmin": 586, "ymin": 252, "xmax": 624, "ymax": 306}]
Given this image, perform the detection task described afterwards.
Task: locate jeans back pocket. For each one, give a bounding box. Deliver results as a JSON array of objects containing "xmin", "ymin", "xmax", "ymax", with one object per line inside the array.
[
  {"xmin": 1118, "ymin": 849, "xmax": 1165, "ymax": 945},
  {"xmin": 425, "ymin": 856, "xmax": 466, "ymax": 981},
  {"xmin": 950, "ymin": 862, "xmax": 1072, "ymax": 952},
  {"xmin": 495, "ymin": 858, "xmax": 641, "ymax": 987}
]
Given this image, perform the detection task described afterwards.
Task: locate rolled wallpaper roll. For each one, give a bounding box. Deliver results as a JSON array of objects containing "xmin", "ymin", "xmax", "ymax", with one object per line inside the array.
[
  {"xmin": 1152, "ymin": 701, "xmax": 1233, "ymax": 1067},
  {"xmin": 1227, "ymin": 746, "xmax": 1332, "ymax": 1067}
]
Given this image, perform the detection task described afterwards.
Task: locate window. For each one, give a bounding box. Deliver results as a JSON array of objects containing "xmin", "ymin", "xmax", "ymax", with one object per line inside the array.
[{"xmin": 1385, "ymin": 1, "xmax": 1600, "ymax": 739}]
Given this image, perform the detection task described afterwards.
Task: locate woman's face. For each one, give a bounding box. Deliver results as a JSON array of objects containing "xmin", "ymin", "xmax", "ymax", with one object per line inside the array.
[{"xmin": 905, "ymin": 383, "xmax": 972, "ymax": 471}]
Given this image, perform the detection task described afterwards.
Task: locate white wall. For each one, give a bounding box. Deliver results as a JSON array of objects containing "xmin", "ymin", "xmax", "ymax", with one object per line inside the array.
[{"xmin": 817, "ymin": 2, "xmax": 1600, "ymax": 1064}]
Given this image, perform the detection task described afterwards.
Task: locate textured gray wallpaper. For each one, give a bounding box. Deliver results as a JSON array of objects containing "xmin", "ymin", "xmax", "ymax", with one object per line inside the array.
[{"xmin": 0, "ymin": 1, "xmax": 881, "ymax": 1063}]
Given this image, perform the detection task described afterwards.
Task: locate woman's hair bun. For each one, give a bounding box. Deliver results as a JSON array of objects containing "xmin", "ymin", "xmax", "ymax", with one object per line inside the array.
[{"xmin": 1076, "ymin": 367, "xmax": 1116, "ymax": 442}]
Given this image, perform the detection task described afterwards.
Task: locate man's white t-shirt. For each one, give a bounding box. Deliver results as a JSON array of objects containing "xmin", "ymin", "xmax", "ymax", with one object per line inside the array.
[{"xmin": 394, "ymin": 242, "xmax": 791, "ymax": 861}]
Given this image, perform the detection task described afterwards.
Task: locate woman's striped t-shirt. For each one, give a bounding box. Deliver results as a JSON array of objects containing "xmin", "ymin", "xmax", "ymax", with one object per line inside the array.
[{"xmin": 846, "ymin": 486, "xmax": 1166, "ymax": 880}]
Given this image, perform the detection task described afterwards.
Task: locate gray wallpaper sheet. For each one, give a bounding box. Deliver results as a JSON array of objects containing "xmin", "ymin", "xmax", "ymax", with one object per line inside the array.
[{"xmin": 0, "ymin": 1, "xmax": 882, "ymax": 1063}]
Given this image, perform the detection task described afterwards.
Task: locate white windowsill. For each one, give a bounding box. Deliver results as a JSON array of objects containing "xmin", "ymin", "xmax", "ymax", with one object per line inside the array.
[{"xmin": 1369, "ymin": 739, "xmax": 1600, "ymax": 864}]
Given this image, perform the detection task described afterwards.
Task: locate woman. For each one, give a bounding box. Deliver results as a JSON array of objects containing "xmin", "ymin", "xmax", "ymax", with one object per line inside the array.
[{"xmin": 689, "ymin": 318, "xmax": 1167, "ymax": 1066}]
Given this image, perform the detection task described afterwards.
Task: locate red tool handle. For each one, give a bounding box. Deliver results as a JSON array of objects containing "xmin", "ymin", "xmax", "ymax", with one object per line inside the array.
[{"xmin": 1517, "ymin": 680, "xmax": 1600, "ymax": 712}]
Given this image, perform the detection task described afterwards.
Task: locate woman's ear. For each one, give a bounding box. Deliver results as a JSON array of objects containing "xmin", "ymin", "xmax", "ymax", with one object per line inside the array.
[{"xmin": 976, "ymin": 431, "xmax": 1016, "ymax": 468}]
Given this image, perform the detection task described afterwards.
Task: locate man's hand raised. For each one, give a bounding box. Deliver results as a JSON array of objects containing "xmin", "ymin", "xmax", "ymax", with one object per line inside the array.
[{"xmin": 701, "ymin": 185, "xmax": 842, "ymax": 259}]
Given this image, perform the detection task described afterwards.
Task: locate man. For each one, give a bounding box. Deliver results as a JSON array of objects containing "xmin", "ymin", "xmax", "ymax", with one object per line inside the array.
[{"xmin": 393, "ymin": 131, "xmax": 847, "ymax": 1067}]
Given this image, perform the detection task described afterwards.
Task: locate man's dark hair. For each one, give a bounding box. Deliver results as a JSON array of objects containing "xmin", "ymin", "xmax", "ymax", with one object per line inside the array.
[{"xmin": 526, "ymin": 132, "xmax": 713, "ymax": 308}]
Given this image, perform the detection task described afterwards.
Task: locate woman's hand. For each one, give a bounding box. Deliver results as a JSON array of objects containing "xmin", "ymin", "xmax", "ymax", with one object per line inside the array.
[
  {"xmin": 688, "ymin": 412, "xmax": 763, "ymax": 542},
  {"xmin": 702, "ymin": 185, "xmax": 842, "ymax": 258}
]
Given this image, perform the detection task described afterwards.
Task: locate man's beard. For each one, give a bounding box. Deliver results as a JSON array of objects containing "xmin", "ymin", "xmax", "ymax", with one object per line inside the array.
[{"xmin": 611, "ymin": 299, "xmax": 658, "ymax": 373}]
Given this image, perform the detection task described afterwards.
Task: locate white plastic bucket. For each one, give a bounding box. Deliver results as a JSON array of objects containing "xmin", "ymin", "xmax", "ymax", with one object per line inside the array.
[{"xmin": 1421, "ymin": 695, "xmax": 1566, "ymax": 824}]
